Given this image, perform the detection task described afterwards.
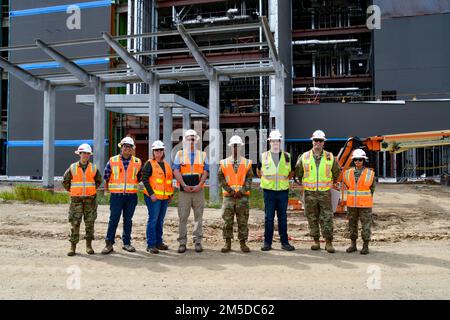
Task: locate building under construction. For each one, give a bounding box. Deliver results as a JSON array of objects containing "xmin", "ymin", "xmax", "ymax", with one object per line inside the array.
[{"xmin": 1, "ymin": 0, "xmax": 449, "ymax": 184}]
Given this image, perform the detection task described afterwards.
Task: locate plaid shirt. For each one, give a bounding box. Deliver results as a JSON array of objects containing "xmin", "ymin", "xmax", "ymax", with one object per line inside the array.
[{"xmin": 103, "ymin": 155, "xmax": 142, "ymax": 183}]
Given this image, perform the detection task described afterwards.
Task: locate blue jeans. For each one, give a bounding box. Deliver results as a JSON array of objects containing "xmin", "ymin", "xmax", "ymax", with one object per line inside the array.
[
  {"xmin": 105, "ymin": 193, "xmax": 138, "ymax": 245},
  {"xmin": 263, "ymin": 189, "xmax": 289, "ymax": 246},
  {"xmin": 144, "ymin": 195, "xmax": 169, "ymax": 248}
]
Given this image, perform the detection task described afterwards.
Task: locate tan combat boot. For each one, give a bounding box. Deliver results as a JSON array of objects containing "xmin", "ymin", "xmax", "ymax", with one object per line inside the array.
[
  {"xmin": 346, "ymin": 240, "xmax": 357, "ymax": 253},
  {"xmin": 221, "ymin": 238, "xmax": 232, "ymax": 253},
  {"xmin": 67, "ymin": 243, "xmax": 76, "ymax": 256},
  {"xmin": 240, "ymin": 240, "xmax": 250, "ymax": 253},
  {"xmin": 311, "ymin": 239, "xmax": 321, "ymax": 251},
  {"xmin": 360, "ymin": 241, "xmax": 369, "ymax": 255},
  {"xmin": 325, "ymin": 240, "xmax": 335, "ymax": 253},
  {"xmin": 86, "ymin": 240, "xmax": 94, "ymax": 254}
]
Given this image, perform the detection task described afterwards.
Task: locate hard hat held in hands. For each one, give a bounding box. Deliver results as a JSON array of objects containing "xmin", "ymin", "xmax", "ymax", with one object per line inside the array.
[
  {"xmin": 151, "ymin": 140, "xmax": 165, "ymax": 150},
  {"xmin": 351, "ymin": 149, "xmax": 368, "ymax": 159},
  {"xmin": 268, "ymin": 130, "xmax": 282, "ymax": 141},
  {"xmin": 75, "ymin": 143, "xmax": 93, "ymax": 155},
  {"xmin": 228, "ymin": 135, "xmax": 244, "ymax": 146},
  {"xmin": 311, "ymin": 130, "xmax": 327, "ymax": 141},
  {"xmin": 118, "ymin": 137, "xmax": 135, "ymax": 148}
]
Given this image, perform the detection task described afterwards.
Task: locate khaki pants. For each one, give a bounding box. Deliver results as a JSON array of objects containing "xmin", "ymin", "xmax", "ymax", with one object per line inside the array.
[{"xmin": 177, "ymin": 189, "xmax": 205, "ymax": 245}]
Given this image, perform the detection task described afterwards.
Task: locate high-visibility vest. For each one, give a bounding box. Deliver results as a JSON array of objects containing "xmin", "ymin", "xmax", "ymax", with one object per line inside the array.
[
  {"xmin": 177, "ymin": 149, "xmax": 206, "ymax": 176},
  {"xmin": 260, "ymin": 151, "xmax": 291, "ymax": 191},
  {"xmin": 69, "ymin": 162, "xmax": 97, "ymax": 197},
  {"xmin": 143, "ymin": 160, "xmax": 174, "ymax": 200},
  {"xmin": 343, "ymin": 167, "xmax": 375, "ymax": 208},
  {"xmin": 219, "ymin": 157, "xmax": 252, "ymax": 197},
  {"xmin": 301, "ymin": 150, "xmax": 334, "ymax": 191},
  {"xmin": 108, "ymin": 155, "xmax": 141, "ymax": 194}
]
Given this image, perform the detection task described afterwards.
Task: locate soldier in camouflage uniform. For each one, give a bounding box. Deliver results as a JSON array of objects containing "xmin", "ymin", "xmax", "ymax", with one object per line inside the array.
[
  {"xmin": 62, "ymin": 144, "xmax": 102, "ymax": 256},
  {"xmin": 295, "ymin": 130, "xmax": 341, "ymax": 253},
  {"xmin": 342, "ymin": 149, "xmax": 375, "ymax": 255},
  {"xmin": 218, "ymin": 135, "xmax": 253, "ymax": 253}
]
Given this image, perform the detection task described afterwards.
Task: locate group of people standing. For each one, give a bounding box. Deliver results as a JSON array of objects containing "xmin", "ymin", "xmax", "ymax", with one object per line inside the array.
[{"xmin": 62, "ymin": 128, "xmax": 375, "ymax": 257}]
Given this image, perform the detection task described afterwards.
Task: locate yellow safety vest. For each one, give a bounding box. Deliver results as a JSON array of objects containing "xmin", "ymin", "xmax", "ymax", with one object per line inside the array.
[
  {"xmin": 301, "ymin": 150, "xmax": 334, "ymax": 191},
  {"xmin": 260, "ymin": 151, "xmax": 291, "ymax": 191}
]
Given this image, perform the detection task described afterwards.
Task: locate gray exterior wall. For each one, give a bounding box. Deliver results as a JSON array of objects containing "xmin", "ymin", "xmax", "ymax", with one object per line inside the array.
[
  {"xmin": 7, "ymin": 1, "xmax": 111, "ymax": 176},
  {"xmin": 373, "ymin": 12, "xmax": 450, "ymax": 98},
  {"xmin": 285, "ymin": 101, "xmax": 450, "ymax": 139},
  {"xmin": 277, "ymin": 0, "xmax": 292, "ymax": 100}
]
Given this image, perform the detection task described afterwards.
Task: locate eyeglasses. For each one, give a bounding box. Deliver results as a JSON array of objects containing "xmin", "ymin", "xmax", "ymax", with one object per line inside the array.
[
  {"xmin": 186, "ymin": 137, "xmax": 196, "ymax": 142},
  {"xmin": 354, "ymin": 158, "xmax": 364, "ymax": 162},
  {"xmin": 122, "ymin": 144, "xmax": 133, "ymax": 149},
  {"xmin": 313, "ymin": 139, "xmax": 324, "ymax": 143}
]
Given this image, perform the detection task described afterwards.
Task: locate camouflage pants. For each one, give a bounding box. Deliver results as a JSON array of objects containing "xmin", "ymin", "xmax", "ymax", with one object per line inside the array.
[
  {"xmin": 347, "ymin": 207, "xmax": 372, "ymax": 241},
  {"xmin": 68, "ymin": 196, "xmax": 98, "ymax": 244},
  {"xmin": 304, "ymin": 190, "xmax": 334, "ymax": 240},
  {"xmin": 222, "ymin": 196, "xmax": 250, "ymax": 241}
]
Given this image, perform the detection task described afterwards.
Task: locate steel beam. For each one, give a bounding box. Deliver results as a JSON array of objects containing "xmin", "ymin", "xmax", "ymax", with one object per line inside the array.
[
  {"xmin": 93, "ymin": 82, "xmax": 106, "ymax": 174},
  {"xmin": 42, "ymin": 84, "xmax": 56, "ymax": 188},
  {"xmin": 163, "ymin": 106, "xmax": 173, "ymax": 165},
  {"xmin": 208, "ymin": 72, "xmax": 220, "ymax": 204},
  {"xmin": 149, "ymin": 74, "xmax": 160, "ymax": 151},
  {"xmin": 0, "ymin": 57, "xmax": 48, "ymax": 91}
]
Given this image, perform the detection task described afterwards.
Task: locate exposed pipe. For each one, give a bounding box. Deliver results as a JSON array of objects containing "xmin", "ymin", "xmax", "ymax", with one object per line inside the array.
[
  {"xmin": 182, "ymin": 15, "xmax": 250, "ymax": 25},
  {"xmin": 293, "ymin": 87, "xmax": 364, "ymax": 92},
  {"xmin": 292, "ymin": 39, "xmax": 358, "ymax": 45}
]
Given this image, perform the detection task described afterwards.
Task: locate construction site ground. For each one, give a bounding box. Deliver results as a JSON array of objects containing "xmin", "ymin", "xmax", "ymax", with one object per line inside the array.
[{"xmin": 1, "ymin": 183, "xmax": 449, "ymax": 299}]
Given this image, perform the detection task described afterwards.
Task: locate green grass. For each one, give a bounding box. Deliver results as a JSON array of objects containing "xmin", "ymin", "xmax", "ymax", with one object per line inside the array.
[{"xmin": 0, "ymin": 185, "xmax": 267, "ymax": 209}]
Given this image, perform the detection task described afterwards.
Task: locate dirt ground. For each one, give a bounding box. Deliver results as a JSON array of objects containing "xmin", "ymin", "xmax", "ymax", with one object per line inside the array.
[{"xmin": 1, "ymin": 184, "xmax": 450, "ymax": 299}]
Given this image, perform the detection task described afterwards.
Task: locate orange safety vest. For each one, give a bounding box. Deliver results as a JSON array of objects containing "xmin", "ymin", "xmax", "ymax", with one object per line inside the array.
[
  {"xmin": 69, "ymin": 162, "xmax": 97, "ymax": 197},
  {"xmin": 177, "ymin": 149, "xmax": 206, "ymax": 176},
  {"xmin": 219, "ymin": 157, "xmax": 252, "ymax": 197},
  {"xmin": 108, "ymin": 155, "xmax": 141, "ymax": 194},
  {"xmin": 143, "ymin": 160, "xmax": 174, "ymax": 200},
  {"xmin": 343, "ymin": 167, "xmax": 375, "ymax": 208}
]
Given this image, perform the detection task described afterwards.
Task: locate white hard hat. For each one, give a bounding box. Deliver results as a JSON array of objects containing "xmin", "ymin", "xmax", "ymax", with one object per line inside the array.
[
  {"xmin": 268, "ymin": 130, "xmax": 282, "ymax": 141},
  {"xmin": 351, "ymin": 149, "xmax": 368, "ymax": 160},
  {"xmin": 151, "ymin": 140, "xmax": 165, "ymax": 150},
  {"xmin": 75, "ymin": 143, "xmax": 93, "ymax": 155},
  {"xmin": 118, "ymin": 137, "xmax": 135, "ymax": 148},
  {"xmin": 228, "ymin": 135, "xmax": 244, "ymax": 146},
  {"xmin": 311, "ymin": 130, "xmax": 327, "ymax": 141},
  {"xmin": 184, "ymin": 129, "xmax": 199, "ymax": 140}
]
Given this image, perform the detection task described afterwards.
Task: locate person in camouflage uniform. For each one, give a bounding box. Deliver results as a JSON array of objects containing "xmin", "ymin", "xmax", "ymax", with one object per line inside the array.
[
  {"xmin": 343, "ymin": 149, "xmax": 376, "ymax": 255},
  {"xmin": 218, "ymin": 135, "xmax": 253, "ymax": 253},
  {"xmin": 62, "ymin": 144, "xmax": 102, "ymax": 256},
  {"xmin": 295, "ymin": 130, "xmax": 341, "ymax": 253}
]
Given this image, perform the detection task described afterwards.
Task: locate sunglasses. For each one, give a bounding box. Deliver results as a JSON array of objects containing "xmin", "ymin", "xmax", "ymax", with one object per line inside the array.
[
  {"xmin": 313, "ymin": 139, "xmax": 324, "ymax": 143},
  {"xmin": 354, "ymin": 158, "xmax": 364, "ymax": 162}
]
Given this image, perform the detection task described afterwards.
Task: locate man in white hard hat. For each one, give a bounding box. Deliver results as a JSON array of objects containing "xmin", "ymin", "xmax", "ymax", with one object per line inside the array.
[
  {"xmin": 342, "ymin": 149, "xmax": 375, "ymax": 255},
  {"xmin": 295, "ymin": 130, "xmax": 341, "ymax": 253},
  {"xmin": 218, "ymin": 135, "xmax": 253, "ymax": 253},
  {"xmin": 62, "ymin": 143, "xmax": 102, "ymax": 256},
  {"xmin": 142, "ymin": 140, "xmax": 174, "ymax": 254},
  {"xmin": 257, "ymin": 130, "xmax": 295, "ymax": 252},
  {"xmin": 102, "ymin": 136, "xmax": 142, "ymax": 254},
  {"xmin": 173, "ymin": 129, "xmax": 209, "ymax": 253}
]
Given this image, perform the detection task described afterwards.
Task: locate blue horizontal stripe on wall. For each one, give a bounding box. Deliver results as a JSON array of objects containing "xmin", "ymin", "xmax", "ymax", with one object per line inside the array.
[
  {"xmin": 6, "ymin": 140, "xmax": 109, "ymax": 147},
  {"xmin": 10, "ymin": 1, "xmax": 112, "ymax": 17},
  {"xmin": 19, "ymin": 57, "xmax": 109, "ymax": 71},
  {"xmin": 285, "ymin": 138, "xmax": 349, "ymax": 142}
]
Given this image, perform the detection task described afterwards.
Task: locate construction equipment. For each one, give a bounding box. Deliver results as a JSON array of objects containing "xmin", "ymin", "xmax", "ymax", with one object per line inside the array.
[{"xmin": 334, "ymin": 130, "xmax": 450, "ymax": 213}]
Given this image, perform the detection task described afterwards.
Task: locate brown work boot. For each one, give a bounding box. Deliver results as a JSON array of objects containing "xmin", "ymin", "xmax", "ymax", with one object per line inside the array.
[
  {"xmin": 221, "ymin": 238, "xmax": 232, "ymax": 253},
  {"xmin": 346, "ymin": 240, "xmax": 357, "ymax": 253},
  {"xmin": 325, "ymin": 240, "xmax": 335, "ymax": 253},
  {"xmin": 311, "ymin": 239, "xmax": 321, "ymax": 251},
  {"xmin": 67, "ymin": 243, "xmax": 76, "ymax": 256},
  {"xmin": 360, "ymin": 241, "xmax": 370, "ymax": 255},
  {"xmin": 101, "ymin": 241, "xmax": 113, "ymax": 254},
  {"xmin": 86, "ymin": 240, "xmax": 94, "ymax": 255},
  {"xmin": 240, "ymin": 240, "xmax": 250, "ymax": 253}
]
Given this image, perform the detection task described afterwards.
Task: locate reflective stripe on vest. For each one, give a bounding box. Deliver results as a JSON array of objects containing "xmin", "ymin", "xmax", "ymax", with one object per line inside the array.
[
  {"xmin": 108, "ymin": 155, "xmax": 141, "ymax": 194},
  {"xmin": 178, "ymin": 149, "xmax": 206, "ymax": 176},
  {"xmin": 260, "ymin": 151, "xmax": 290, "ymax": 191},
  {"xmin": 343, "ymin": 167, "xmax": 374, "ymax": 208},
  {"xmin": 144, "ymin": 160, "xmax": 174, "ymax": 200},
  {"xmin": 69, "ymin": 162, "xmax": 97, "ymax": 197},
  {"xmin": 220, "ymin": 157, "xmax": 252, "ymax": 197},
  {"xmin": 301, "ymin": 150, "xmax": 334, "ymax": 191}
]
